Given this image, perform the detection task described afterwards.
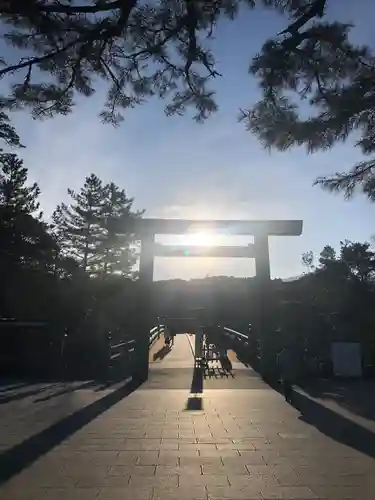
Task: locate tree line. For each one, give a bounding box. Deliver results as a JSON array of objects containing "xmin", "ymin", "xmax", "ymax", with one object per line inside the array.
[
  {"xmin": 276, "ymin": 240, "xmax": 375, "ymax": 375},
  {"xmin": 0, "ymin": 152, "xmax": 142, "ymax": 331}
]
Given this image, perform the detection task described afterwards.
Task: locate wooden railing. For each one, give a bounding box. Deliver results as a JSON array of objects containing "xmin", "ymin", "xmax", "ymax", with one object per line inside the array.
[
  {"xmin": 149, "ymin": 324, "xmax": 165, "ymax": 346},
  {"xmin": 219, "ymin": 324, "xmax": 260, "ymax": 365},
  {"xmin": 222, "ymin": 326, "xmax": 250, "ymax": 343},
  {"xmin": 107, "ymin": 336, "xmax": 136, "ymax": 380},
  {"xmin": 0, "ymin": 318, "xmax": 166, "ymax": 381}
]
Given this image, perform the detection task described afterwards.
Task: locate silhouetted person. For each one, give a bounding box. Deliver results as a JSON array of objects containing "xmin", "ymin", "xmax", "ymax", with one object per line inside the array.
[{"xmin": 164, "ymin": 328, "xmax": 172, "ymax": 348}]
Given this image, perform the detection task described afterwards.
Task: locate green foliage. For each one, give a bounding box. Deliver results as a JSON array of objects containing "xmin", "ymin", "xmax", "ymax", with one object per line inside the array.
[
  {"xmin": 339, "ymin": 240, "xmax": 375, "ymax": 283},
  {"xmin": 0, "ymin": 153, "xmax": 41, "ymax": 214},
  {"xmin": 0, "ymin": 154, "xmax": 60, "ymax": 319},
  {"xmin": 0, "ymin": 111, "xmax": 23, "ymax": 149},
  {"xmin": 314, "ymin": 241, "xmax": 375, "ymax": 284},
  {"xmin": 239, "ymin": 0, "xmax": 375, "ymax": 199},
  {"xmin": 318, "ymin": 244, "xmax": 336, "ymax": 267},
  {"xmin": 301, "ymin": 250, "xmax": 314, "ymax": 272},
  {"xmin": 53, "ymin": 174, "xmax": 142, "ymax": 276},
  {"xmin": 97, "ymin": 182, "xmax": 143, "ymax": 277},
  {"xmin": 53, "ymin": 174, "xmax": 105, "ymax": 272},
  {"xmin": 0, "ymin": 153, "xmax": 143, "ymax": 339},
  {"xmin": 1, "ymin": 0, "xmax": 254, "ymax": 125},
  {"xmin": 0, "ymin": 153, "xmax": 56, "ymax": 272},
  {"xmin": 296, "ymin": 239, "xmax": 375, "ymax": 348},
  {"xmin": 0, "ymin": 2, "xmax": 349, "ymax": 141},
  {"xmin": 1, "ymin": 1, "xmax": 374, "ymax": 201}
]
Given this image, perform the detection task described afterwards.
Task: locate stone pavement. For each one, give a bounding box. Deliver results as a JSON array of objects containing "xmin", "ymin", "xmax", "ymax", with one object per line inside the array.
[{"xmin": 0, "ymin": 334, "xmax": 374, "ymax": 500}]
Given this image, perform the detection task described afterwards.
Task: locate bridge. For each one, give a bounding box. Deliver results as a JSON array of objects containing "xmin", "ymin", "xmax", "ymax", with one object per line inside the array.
[{"xmin": 0, "ymin": 327, "xmax": 374, "ymax": 500}]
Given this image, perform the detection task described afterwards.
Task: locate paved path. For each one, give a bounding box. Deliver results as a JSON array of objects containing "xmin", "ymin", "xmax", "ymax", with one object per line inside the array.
[
  {"xmin": 0, "ymin": 336, "xmax": 374, "ymax": 499},
  {"xmin": 151, "ymin": 333, "xmax": 194, "ymax": 369}
]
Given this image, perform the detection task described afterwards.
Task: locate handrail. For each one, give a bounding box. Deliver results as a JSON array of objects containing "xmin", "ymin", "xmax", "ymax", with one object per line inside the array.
[
  {"xmin": 149, "ymin": 324, "xmax": 165, "ymax": 346},
  {"xmin": 110, "ymin": 340, "xmax": 135, "ymax": 350},
  {"xmin": 108, "ymin": 336, "xmax": 136, "ymax": 368},
  {"xmin": 223, "ymin": 327, "xmax": 249, "ymax": 340}
]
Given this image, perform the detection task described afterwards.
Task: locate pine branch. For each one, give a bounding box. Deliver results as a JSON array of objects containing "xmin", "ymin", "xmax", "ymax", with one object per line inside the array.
[
  {"xmin": 315, "ymin": 159, "xmax": 375, "ymax": 199},
  {"xmin": 279, "ymin": 0, "xmax": 327, "ymax": 36}
]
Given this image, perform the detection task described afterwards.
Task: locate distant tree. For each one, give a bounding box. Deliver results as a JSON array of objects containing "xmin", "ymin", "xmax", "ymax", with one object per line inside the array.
[
  {"xmin": 301, "ymin": 251, "xmax": 314, "ymax": 272},
  {"xmin": 314, "ymin": 241, "xmax": 375, "ymax": 284},
  {"xmin": 53, "ymin": 174, "xmax": 105, "ymax": 272},
  {"xmin": 318, "ymin": 245, "xmax": 336, "ymax": 267},
  {"xmin": 339, "ymin": 240, "xmax": 375, "ymax": 284},
  {"xmin": 0, "ymin": 153, "xmax": 56, "ymax": 271},
  {"xmin": 96, "ymin": 182, "xmax": 143, "ymax": 277},
  {"xmin": 0, "ymin": 153, "xmax": 64, "ymax": 319},
  {"xmin": 0, "ymin": 153, "xmax": 41, "ymax": 215}
]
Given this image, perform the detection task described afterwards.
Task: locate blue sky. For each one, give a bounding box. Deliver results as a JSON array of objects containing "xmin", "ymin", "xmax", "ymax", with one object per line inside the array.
[{"xmin": 10, "ymin": 0, "xmax": 375, "ymax": 281}]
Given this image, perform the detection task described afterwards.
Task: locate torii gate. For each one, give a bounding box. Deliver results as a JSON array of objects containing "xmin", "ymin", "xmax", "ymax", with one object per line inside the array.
[{"xmin": 133, "ymin": 219, "xmax": 303, "ymax": 382}]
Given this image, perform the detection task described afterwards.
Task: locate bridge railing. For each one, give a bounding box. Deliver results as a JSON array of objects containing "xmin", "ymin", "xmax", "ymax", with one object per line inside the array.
[
  {"xmin": 149, "ymin": 324, "xmax": 165, "ymax": 346},
  {"xmin": 222, "ymin": 326, "xmax": 250, "ymax": 344},
  {"xmin": 1, "ymin": 317, "xmax": 167, "ymax": 382},
  {"xmin": 219, "ymin": 324, "xmax": 260, "ymax": 365},
  {"xmin": 107, "ymin": 323, "xmax": 165, "ymax": 380}
]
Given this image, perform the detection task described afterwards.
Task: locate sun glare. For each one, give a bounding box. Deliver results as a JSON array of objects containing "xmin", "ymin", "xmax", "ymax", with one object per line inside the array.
[{"xmin": 185, "ymin": 231, "xmax": 214, "ymax": 246}]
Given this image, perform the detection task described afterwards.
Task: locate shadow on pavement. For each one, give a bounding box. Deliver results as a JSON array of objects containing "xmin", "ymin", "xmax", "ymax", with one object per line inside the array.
[
  {"xmin": 205, "ymin": 363, "xmax": 234, "ymax": 379},
  {"xmin": 222, "ymin": 340, "xmax": 251, "ymax": 368},
  {"xmin": 186, "ymin": 366, "xmax": 204, "ymax": 411},
  {"xmin": 94, "ymin": 380, "xmax": 128, "ymax": 392},
  {"xmin": 262, "ymin": 377, "xmax": 375, "ymax": 459},
  {"xmin": 153, "ymin": 344, "xmax": 171, "ymax": 361},
  {"xmin": 298, "ymin": 378, "xmax": 375, "ymax": 423},
  {"xmin": 190, "ymin": 366, "xmax": 203, "ymax": 394},
  {"xmin": 0, "ymin": 383, "xmax": 62, "ymax": 405},
  {"xmin": 0, "ymin": 381, "xmax": 32, "ymax": 394},
  {"xmin": 0, "ymin": 378, "xmax": 143, "ymax": 485},
  {"xmin": 185, "ymin": 396, "xmax": 203, "ymax": 411},
  {"xmin": 293, "ymin": 389, "xmax": 375, "ymax": 459},
  {"xmin": 267, "ymin": 381, "xmax": 375, "ymax": 458},
  {"xmin": 185, "ymin": 360, "xmax": 235, "ymax": 411},
  {"xmin": 34, "ymin": 380, "xmax": 98, "ymax": 402}
]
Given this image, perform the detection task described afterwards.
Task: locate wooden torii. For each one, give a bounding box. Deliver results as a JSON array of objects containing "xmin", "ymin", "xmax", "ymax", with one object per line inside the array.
[{"xmin": 133, "ymin": 219, "xmax": 303, "ymax": 381}]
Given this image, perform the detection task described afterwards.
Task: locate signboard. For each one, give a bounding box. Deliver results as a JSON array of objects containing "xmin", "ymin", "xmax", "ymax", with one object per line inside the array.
[{"xmin": 331, "ymin": 341, "xmax": 362, "ymax": 378}]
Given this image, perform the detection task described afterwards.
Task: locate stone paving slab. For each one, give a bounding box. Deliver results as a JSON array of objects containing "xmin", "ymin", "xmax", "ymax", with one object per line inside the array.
[{"xmin": 1, "ymin": 335, "xmax": 375, "ymax": 499}]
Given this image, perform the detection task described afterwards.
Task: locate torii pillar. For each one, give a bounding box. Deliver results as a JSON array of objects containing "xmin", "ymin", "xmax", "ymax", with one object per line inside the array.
[
  {"xmin": 134, "ymin": 231, "xmax": 155, "ymax": 383},
  {"xmin": 254, "ymin": 232, "xmax": 272, "ymax": 376}
]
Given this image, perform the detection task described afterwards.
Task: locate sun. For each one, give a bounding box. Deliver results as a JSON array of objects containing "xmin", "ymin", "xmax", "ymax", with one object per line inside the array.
[{"xmin": 185, "ymin": 231, "xmax": 214, "ymax": 246}]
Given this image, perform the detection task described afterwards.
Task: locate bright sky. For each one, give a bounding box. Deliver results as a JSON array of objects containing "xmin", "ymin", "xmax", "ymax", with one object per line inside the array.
[{"xmin": 10, "ymin": 0, "xmax": 375, "ymax": 281}]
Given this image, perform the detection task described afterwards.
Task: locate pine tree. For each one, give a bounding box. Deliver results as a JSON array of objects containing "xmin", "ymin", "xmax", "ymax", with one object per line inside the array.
[
  {"xmin": 0, "ymin": 1, "xmax": 339, "ymax": 144},
  {"xmin": 240, "ymin": 0, "xmax": 375, "ymax": 199},
  {"xmin": 0, "ymin": 153, "xmax": 41, "ymax": 215},
  {"xmin": 97, "ymin": 182, "xmax": 143, "ymax": 277},
  {"xmin": 53, "ymin": 174, "xmax": 105, "ymax": 272},
  {"xmin": 0, "ymin": 153, "xmax": 57, "ymax": 271},
  {"xmin": 3, "ymin": 1, "xmax": 375, "ymax": 200}
]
